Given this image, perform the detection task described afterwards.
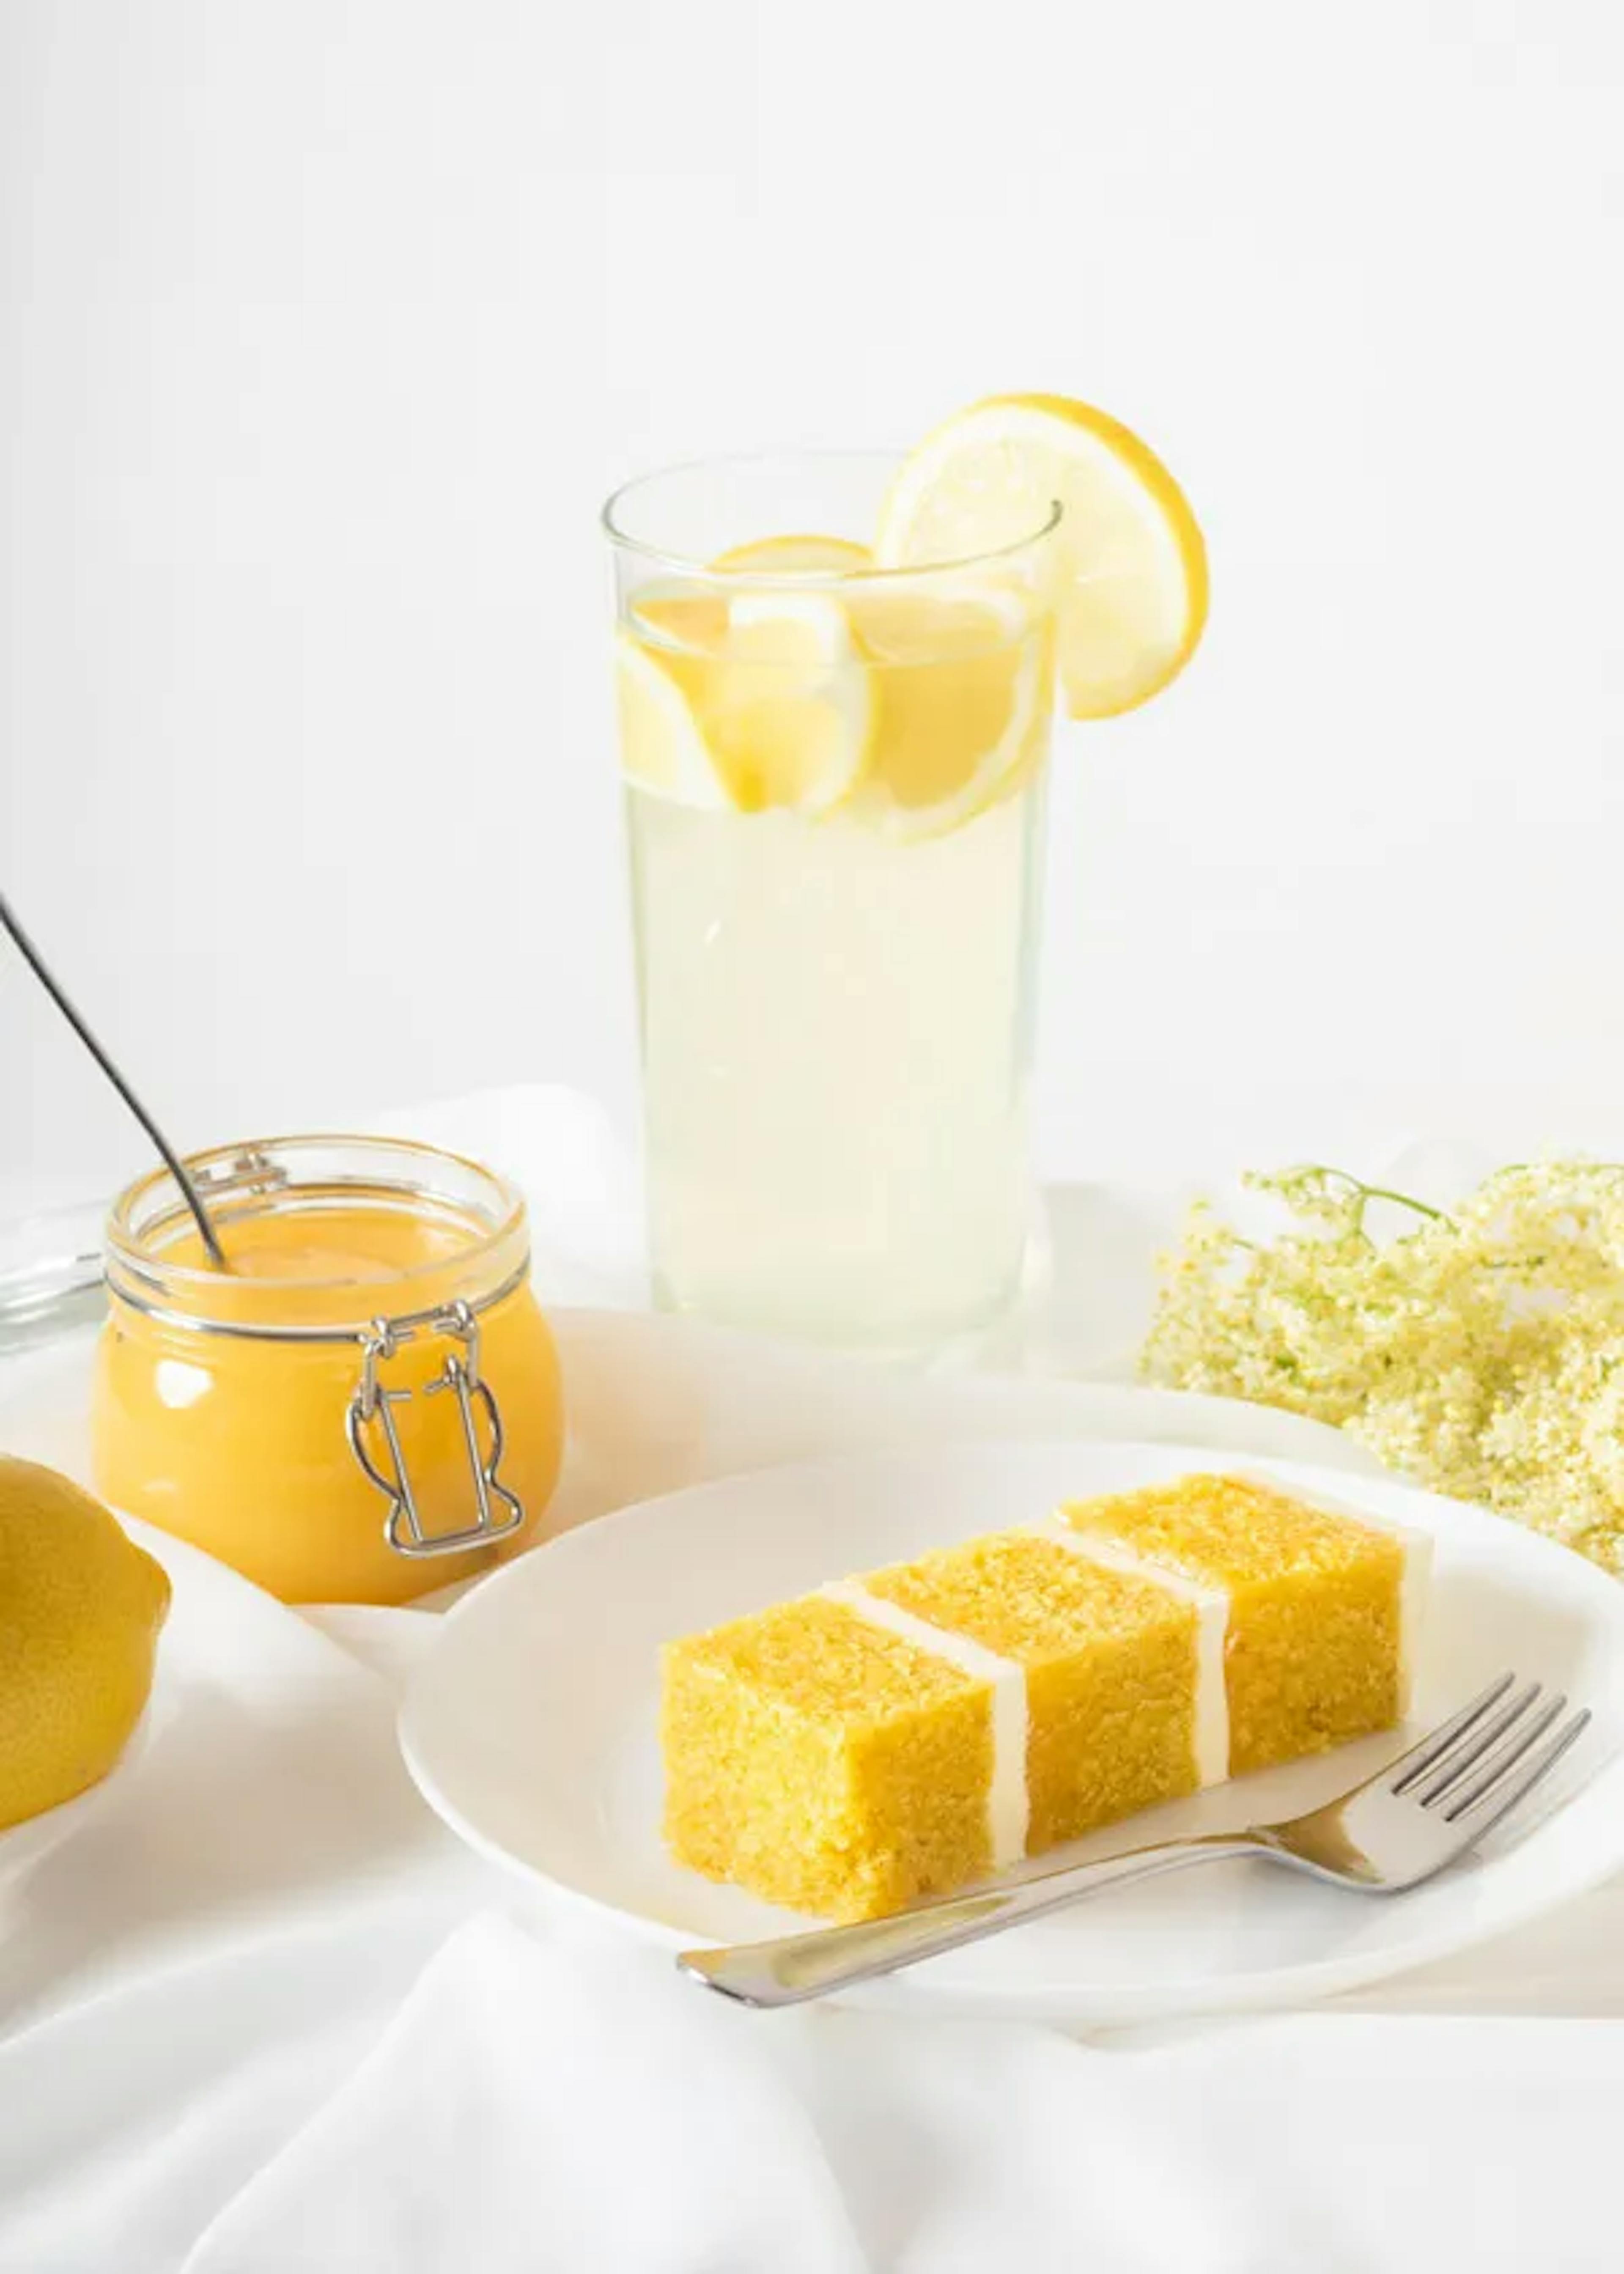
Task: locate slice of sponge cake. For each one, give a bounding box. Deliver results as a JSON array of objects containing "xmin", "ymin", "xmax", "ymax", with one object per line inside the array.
[{"xmin": 661, "ymin": 1472, "xmax": 1428, "ymax": 1923}]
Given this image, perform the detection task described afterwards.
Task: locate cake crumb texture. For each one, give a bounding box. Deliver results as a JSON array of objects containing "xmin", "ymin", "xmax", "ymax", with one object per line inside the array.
[
  {"xmin": 1060, "ymin": 1475, "xmax": 1407, "ymax": 1772},
  {"xmin": 661, "ymin": 1594, "xmax": 993, "ymax": 1922},
  {"xmin": 863, "ymin": 1532, "xmax": 1201, "ymax": 1850}
]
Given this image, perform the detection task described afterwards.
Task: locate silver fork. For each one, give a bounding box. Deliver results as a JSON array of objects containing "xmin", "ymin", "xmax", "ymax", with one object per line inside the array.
[{"xmin": 680, "ymin": 1672, "xmax": 1591, "ymax": 2008}]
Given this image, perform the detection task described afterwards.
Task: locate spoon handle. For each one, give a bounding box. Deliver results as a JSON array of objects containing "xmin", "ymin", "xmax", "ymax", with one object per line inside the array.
[{"xmin": 0, "ymin": 889, "xmax": 228, "ymax": 1269}]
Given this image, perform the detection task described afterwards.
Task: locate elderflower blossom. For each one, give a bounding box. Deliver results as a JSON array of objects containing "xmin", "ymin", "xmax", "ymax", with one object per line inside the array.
[{"xmin": 1140, "ymin": 1161, "xmax": 1624, "ymax": 1575}]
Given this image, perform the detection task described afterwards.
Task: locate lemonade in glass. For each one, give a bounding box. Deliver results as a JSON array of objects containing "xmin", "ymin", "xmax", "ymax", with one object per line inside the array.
[{"xmin": 606, "ymin": 405, "xmax": 1205, "ymax": 1349}]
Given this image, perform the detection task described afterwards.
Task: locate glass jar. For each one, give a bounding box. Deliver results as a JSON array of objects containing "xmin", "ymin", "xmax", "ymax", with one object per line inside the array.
[{"xmin": 92, "ymin": 1135, "xmax": 564, "ymax": 1605}]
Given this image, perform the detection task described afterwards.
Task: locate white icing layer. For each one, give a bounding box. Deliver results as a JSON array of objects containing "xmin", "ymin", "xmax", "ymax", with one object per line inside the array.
[
  {"xmin": 1042, "ymin": 1522, "xmax": 1232, "ymax": 1788},
  {"xmin": 818, "ymin": 1579, "xmax": 1029, "ymax": 1867},
  {"xmin": 1395, "ymin": 1527, "xmax": 1431, "ymax": 1714}
]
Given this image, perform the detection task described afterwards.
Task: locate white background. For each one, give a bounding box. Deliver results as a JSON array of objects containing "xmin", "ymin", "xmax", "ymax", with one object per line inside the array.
[{"xmin": 4, "ymin": 0, "xmax": 1624, "ymax": 1214}]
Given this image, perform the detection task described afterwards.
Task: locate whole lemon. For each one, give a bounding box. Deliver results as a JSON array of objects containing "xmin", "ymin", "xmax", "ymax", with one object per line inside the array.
[{"xmin": 0, "ymin": 1455, "xmax": 170, "ymax": 1831}]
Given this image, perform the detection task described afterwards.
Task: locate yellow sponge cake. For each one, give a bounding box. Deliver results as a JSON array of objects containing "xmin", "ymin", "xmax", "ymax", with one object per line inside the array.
[
  {"xmin": 1058, "ymin": 1473, "xmax": 1425, "ymax": 1774},
  {"xmin": 661, "ymin": 1472, "xmax": 1428, "ymax": 1923},
  {"xmin": 860, "ymin": 1532, "xmax": 1208, "ymax": 1857},
  {"xmin": 661, "ymin": 1591, "xmax": 994, "ymax": 1922}
]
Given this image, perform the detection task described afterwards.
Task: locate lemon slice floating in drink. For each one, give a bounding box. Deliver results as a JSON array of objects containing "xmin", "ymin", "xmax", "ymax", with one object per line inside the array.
[
  {"xmin": 875, "ymin": 393, "xmax": 1207, "ymax": 720},
  {"xmin": 617, "ymin": 577, "xmax": 1042, "ymax": 836},
  {"xmin": 615, "ymin": 623, "xmax": 736, "ymax": 811},
  {"xmin": 618, "ymin": 586, "xmax": 872, "ymax": 816},
  {"xmin": 844, "ymin": 582, "xmax": 1048, "ymax": 839},
  {"xmin": 711, "ymin": 533, "xmax": 874, "ymax": 574},
  {"xmin": 707, "ymin": 591, "xmax": 873, "ymax": 814}
]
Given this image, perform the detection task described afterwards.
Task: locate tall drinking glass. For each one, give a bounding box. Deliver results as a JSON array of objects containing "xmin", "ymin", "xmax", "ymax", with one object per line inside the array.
[{"xmin": 605, "ymin": 452, "xmax": 1060, "ymax": 1351}]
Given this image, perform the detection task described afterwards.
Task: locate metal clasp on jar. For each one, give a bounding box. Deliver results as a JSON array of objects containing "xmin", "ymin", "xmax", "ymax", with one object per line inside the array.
[{"xmin": 345, "ymin": 1299, "xmax": 525, "ymax": 1558}]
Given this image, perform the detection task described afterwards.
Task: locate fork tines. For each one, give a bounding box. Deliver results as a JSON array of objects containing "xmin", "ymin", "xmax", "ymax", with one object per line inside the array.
[{"xmin": 1389, "ymin": 1669, "xmax": 1590, "ymax": 1832}]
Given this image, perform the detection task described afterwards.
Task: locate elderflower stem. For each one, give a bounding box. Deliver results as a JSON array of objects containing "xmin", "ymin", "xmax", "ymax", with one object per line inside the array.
[{"xmin": 1285, "ymin": 1164, "xmax": 1452, "ymax": 1240}]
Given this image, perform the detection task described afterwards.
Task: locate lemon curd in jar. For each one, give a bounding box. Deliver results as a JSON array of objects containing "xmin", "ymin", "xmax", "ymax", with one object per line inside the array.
[{"xmin": 92, "ymin": 1137, "xmax": 564, "ymax": 1605}]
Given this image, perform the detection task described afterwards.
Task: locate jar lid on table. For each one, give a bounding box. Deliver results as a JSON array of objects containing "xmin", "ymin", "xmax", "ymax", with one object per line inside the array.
[{"xmin": 0, "ymin": 1200, "xmax": 106, "ymax": 1353}]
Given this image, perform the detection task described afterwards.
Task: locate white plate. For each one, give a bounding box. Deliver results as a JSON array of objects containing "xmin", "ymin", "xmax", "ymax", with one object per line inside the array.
[{"xmin": 398, "ymin": 1439, "xmax": 1624, "ymax": 2023}]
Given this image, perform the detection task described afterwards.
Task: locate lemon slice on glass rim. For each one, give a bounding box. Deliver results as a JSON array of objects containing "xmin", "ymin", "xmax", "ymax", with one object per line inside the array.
[{"xmin": 875, "ymin": 393, "xmax": 1207, "ymax": 720}]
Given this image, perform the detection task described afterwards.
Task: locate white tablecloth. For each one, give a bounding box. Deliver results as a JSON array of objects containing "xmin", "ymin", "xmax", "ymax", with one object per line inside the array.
[{"xmin": 1, "ymin": 1087, "xmax": 1620, "ymax": 2273}]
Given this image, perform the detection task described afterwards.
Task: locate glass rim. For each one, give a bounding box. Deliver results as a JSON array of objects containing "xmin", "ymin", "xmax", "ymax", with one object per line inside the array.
[
  {"xmin": 104, "ymin": 1131, "xmax": 528, "ymax": 1316},
  {"xmin": 601, "ymin": 448, "xmax": 1064, "ymax": 584}
]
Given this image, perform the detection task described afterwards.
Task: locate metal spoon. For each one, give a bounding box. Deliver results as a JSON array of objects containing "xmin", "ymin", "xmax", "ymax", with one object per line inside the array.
[{"xmin": 0, "ymin": 887, "xmax": 229, "ymax": 1269}]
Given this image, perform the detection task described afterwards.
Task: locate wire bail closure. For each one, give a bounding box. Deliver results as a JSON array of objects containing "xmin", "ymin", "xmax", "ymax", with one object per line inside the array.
[{"xmin": 346, "ymin": 1299, "xmax": 525, "ymax": 1558}]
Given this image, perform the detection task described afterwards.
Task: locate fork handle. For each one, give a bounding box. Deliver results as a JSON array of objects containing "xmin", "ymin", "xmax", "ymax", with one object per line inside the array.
[{"xmin": 679, "ymin": 1832, "xmax": 1262, "ymax": 2008}]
